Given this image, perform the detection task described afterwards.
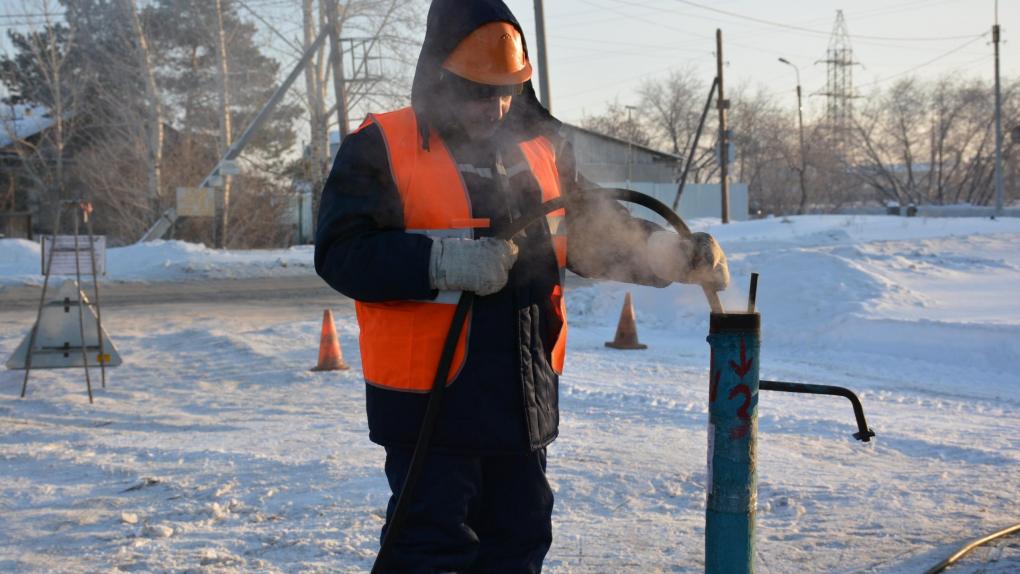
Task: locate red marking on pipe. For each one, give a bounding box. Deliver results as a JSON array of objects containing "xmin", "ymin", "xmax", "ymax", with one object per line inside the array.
[
  {"xmin": 728, "ymin": 384, "xmax": 752, "ymax": 440},
  {"xmin": 729, "ymin": 384, "xmax": 751, "ymax": 420},
  {"xmin": 729, "ymin": 338, "xmax": 753, "ymax": 379}
]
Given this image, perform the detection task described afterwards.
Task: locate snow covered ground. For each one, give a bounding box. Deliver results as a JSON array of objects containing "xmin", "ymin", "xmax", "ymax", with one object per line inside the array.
[
  {"xmin": 1, "ymin": 215, "xmax": 1019, "ymax": 573},
  {"xmin": 0, "ymin": 239, "xmax": 314, "ymax": 286}
]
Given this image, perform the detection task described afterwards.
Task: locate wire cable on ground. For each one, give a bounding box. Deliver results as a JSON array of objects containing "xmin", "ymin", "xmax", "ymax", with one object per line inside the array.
[{"xmin": 921, "ymin": 522, "xmax": 1020, "ymax": 574}]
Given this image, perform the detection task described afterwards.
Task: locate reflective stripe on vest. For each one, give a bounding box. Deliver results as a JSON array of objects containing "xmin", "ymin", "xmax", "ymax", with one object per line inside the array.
[
  {"xmin": 519, "ymin": 136, "xmax": 568, "ymax": 373},
  {"xmin": 354, "ymin": 107, "xmax": 568, "ymax": 392}
]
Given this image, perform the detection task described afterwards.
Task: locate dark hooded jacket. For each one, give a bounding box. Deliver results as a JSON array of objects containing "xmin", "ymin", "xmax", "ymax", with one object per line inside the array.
[{"xmin": 315, "ymin": 0, "xmax": 667, "ymax": 454}]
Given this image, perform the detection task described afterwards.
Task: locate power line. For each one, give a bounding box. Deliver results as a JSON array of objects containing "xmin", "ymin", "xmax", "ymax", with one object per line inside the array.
[
  {"xmin": 672, "ymin": 0, "xmax": 984, "ymax": 42},
  {"xmin": 577, "ymin": 0, "xmax": 713, "ymax": 41},
  {"xmin": 857, "ymin": 33, "xmax": 990, "ymax": 89},
  {"xmin": 234, "ymin": 0, "xmax": 303, "ymax": 55},
  {"xmin": 0, "ymin": 12, "xmax": 67, "ymax": 20}
]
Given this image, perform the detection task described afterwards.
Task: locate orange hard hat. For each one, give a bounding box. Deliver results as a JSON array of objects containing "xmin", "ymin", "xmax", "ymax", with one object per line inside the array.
[{"xmin": 442, "ymin": 21, "xmax": 533, "ymax": 86}]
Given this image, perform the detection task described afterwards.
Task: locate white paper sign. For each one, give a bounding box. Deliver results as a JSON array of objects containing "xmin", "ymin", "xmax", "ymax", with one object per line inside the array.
[
  {"xmin": 41, "ymin": 235, "xmax": 106, "ymax": 276},
  {"xmin": 176, "ymin": 187, "xmax": 216, "ymax": 217}
]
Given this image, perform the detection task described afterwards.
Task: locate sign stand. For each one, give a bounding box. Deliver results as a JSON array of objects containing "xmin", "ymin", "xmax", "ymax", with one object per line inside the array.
[{"xmin": 18, "ymin": 198, "xmax": 108, "ymax": 403}]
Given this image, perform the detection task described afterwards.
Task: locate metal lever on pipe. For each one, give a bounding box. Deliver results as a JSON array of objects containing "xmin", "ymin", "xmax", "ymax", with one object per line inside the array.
[{"xmin": 759, "ymin": 380, "xmax": 876, "ymax": 442}]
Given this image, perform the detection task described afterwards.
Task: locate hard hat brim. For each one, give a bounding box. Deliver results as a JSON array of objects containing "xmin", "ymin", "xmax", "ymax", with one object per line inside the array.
[{"xmin": 443, "ymin": 60, "xmax": 533, "ymax": 87}]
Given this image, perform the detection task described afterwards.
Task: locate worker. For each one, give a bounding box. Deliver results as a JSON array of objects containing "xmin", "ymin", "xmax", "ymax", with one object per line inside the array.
[{"xmin": 314, "ymin": 0, "xmax": 729, "ymax": 571}]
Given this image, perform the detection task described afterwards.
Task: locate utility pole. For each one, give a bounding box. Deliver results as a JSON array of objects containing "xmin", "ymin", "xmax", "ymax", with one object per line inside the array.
[
  {"xmin": 533, "ymin": 0, "xmax": 552, "ymax": 111},
  {"xmin": 123, "ymin": 0, "xmax": 163, "ymax": 207},
  {"xmin": 304, "ymin": 0, "xmax": 328, "ymax": 176},
  {"xmin": 140, "ymin": 27, "xmax": 333, "ymax": 243},
  {"xmin": 993, "ymin": 0, "xmax": 1004, "ymax": 215},
  {"xmin": 213, "ymin": 0, "xmax": 233, "ymax": 248},
  {"xmin": 716, "ymin": 29, "xmax": 730, "ymax": 224},
  {"xmin": 779, "ymin": 57, "xmax": 808, "ymax": 214},
  {"xmin": 626, "ymin": 105, "xmax": 637, "ymax": 190},
  {"xmin": 324, "ymin": 0, "xmax": 349, "ymax": 138},
  {"xmin": 672, "ymin": 77, "xmax": 719, "ymax": 212}
]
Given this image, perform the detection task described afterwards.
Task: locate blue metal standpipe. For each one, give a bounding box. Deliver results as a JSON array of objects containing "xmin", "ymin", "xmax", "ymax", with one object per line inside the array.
[{"xmin": 706, "ymin": 312, "xmax": 761, "ymax": 574}]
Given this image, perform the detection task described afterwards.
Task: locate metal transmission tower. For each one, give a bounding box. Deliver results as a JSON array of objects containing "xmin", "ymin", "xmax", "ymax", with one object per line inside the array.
[{"xmin": 818, "ymin": 11, "xmax": 859, "ymax": 145}]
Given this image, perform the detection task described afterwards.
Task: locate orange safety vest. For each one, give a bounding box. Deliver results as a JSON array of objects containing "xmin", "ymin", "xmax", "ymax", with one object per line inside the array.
[{"xmin": 354, "ymin": 107, "xmax": 568, "ymax": 392}]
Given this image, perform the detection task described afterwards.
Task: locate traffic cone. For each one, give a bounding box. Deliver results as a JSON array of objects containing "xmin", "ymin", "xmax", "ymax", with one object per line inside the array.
[
  {"xmin": 311, "ymin": 309, "xmax": 349, "ymax": 371},
  {"xmin": 605, "ymin": 292, "xmax": 648, "ymax": 350}
]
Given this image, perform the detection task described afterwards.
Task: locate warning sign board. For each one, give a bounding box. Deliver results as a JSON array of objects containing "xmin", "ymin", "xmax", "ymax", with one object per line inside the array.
[
  {"xmin": 5, "ymin": 279, "xmax": 122, "ymax": 369},
  {"xmin": 176, "ymin": 187, "xmax": 216, "ymax": 217},
  {"xmin": 41, "ymin": 235, "xmax": 106, "ymax": 276}
]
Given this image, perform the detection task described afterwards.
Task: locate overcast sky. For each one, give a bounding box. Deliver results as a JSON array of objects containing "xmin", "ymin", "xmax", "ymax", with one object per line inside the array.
[{"xmin": 1, "ymin": 0, "xmax": 1015, "ymax": 127}]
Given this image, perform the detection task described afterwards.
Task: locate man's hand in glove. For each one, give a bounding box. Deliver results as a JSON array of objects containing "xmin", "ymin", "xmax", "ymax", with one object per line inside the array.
[
  {"xmin": 647, "ymin": 231, "xmax": 730, "ymax": 290},
  {"xmin": 429, "ymin": 237, "xmax": 519, "ymax": 296}
]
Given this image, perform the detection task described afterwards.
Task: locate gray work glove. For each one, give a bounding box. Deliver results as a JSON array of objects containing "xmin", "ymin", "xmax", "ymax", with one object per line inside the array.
[
  {"xmin": 429, "ymin": 237, "xmax": 519, "ymax": 296},
  {"xmin": 647, "ymin": 231, "xmax": 730, "ymax": 291}
]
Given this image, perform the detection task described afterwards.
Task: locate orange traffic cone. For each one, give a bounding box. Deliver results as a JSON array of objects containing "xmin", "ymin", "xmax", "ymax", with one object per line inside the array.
[
  {"xmin": 605, "ymin": 292, "xmax": 647, "ymax": 350},
  {"xmin": 311, "ymin": 309, "xmax": 349, "ymax": 371}
]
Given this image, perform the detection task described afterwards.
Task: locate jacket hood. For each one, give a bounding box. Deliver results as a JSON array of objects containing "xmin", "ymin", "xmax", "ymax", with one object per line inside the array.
[{"xmin": 411, "ymin": 0, "xmax": 559, "ymax": 145}]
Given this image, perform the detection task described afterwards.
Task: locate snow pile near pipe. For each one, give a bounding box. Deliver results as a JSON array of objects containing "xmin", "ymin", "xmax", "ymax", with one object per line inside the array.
[{"xmin": 568, "ymin": 215, "xmax": 1020, "ymax": 379}]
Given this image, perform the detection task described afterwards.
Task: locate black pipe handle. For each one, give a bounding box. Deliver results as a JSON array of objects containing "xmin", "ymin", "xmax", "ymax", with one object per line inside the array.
[{"xmin": 759, "ymin": 380, "xmax": 876, "ymax": 442}]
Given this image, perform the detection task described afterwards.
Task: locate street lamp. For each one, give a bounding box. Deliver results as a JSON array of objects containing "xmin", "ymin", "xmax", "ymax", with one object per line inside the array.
[{"xmin": 778, "ymin": 57, "xmax": 808, "ymax": 215}]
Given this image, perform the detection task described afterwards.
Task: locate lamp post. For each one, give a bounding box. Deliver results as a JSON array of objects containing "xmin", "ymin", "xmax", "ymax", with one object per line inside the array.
[{"xmin": 779, "ymin": 57, "xmax": 808, "ymax": 215}]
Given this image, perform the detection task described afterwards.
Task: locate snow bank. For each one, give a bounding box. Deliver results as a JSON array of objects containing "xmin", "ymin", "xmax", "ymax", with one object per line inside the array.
[
  {"xmin": 2, "ymin": 215, "xmax": 1019, "ymax": 572},
  {"xmin": 568, "ymin": 215, "xmax": 1020, "ymax": 383},
  {"xmin": 0, "ymin": 238, "xmax": 40, "ymax": 282},
  {"xmin": 0, "ymin": 239, "xmax": 315, "ymax": 285},
  {"xmin": 4, "ymin": 214, "xmax": 1018, "ymax": 376}
]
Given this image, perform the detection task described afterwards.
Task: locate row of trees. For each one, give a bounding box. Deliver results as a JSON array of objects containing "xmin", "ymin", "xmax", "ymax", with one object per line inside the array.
[
  {"xmin": 2, "ymin": 1, "xmax": 1015, "ymax": 248},
  {"xmin": 582, "ymin": 69, "xmax": 1019, "ymax": 215},
  {"xmin": 1, "ymin": 0, "xmax": 420, "ymax": 246}
]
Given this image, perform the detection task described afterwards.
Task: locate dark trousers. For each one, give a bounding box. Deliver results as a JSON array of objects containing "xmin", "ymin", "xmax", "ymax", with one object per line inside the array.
[{"xmin": 380, "ymin": 446, "xmax": 554, "ymax": 573}]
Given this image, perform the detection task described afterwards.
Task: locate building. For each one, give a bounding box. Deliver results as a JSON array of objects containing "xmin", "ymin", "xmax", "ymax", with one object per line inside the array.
[
  {"xmin": 562, "ymin": 124, "xmax": 749, "ymax": 223},
  {"xmin": 1, "ymin": 104, "xmax": 56, "ymax": 238},
  {"xmin": 326, "ymin": 123, "xmax": 749, "ymax": 226}
]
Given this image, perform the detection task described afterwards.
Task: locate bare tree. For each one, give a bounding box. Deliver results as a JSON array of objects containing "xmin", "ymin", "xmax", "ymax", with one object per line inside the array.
[
  {"xmin": 852, "ymin": 76, "xmax": 1018, "ymax": 208},
  {"xmin": 122, "ymin": 0, "xmax": 164, "ymax": 208},
  {"xmin": 728, "ymin": 84, "xmax": 799, "ymax": 214},
  {"xmin": 636, "ymin": 71, "xmax": 723, "ymax": 186},
  {"xmin": 580, "ymin": 99, "xmax": 652, "ymax": 147},
  {"xmin": 329, "ymin": 0, "xmax": 424, "ymax": 128},
  {"xmin": 638, "ymin": 68, "xmax": 706, "ymax": 156},
  {"xmin": 304, "ymin": 0, "xmax": 329, "ymax": 179},
  {"xmin": 212, "ymin": 0, "xmax": 233, "ymax": 248}
]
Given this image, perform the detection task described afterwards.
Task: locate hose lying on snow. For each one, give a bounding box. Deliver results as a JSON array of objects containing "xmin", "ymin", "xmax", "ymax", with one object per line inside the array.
[
  {"xmin": 921, "ymin": 522, "xmax": 1020, "ymax": 574},
  {"xmin": 372, "ymin": 188, "xmax": 722, "ymax": 572}
]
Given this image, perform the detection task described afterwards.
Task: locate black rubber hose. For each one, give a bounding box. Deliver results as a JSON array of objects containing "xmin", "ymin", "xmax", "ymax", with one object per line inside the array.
[
  {"xmin": 372, "ymin": 291, "xmax": 474, "ymax": 573},
  {"xmin": 371, "ymin": 187, "xmax": 712, "ymax": 572},
  {"xmin": 508, "ymin": 188, "xmax": 723, "ymax": 312}
]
